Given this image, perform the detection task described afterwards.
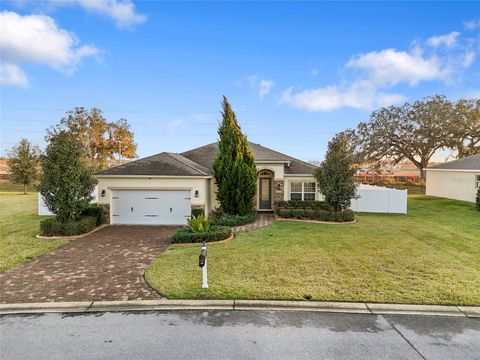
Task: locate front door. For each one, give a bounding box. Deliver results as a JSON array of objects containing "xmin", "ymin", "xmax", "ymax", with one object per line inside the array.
[{"xmin": 259, "ymin": 177, "xmax": 272, "ymax": 210}]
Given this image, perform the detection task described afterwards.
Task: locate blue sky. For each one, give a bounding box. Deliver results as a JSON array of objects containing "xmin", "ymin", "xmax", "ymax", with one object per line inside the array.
[{"xmin": 1, "ymin": 1, "xmax": 479, "ymax": 162}]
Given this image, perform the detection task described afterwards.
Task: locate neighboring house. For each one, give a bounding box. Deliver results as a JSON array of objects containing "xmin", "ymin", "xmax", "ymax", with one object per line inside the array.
[
  {"xmin": 425, "ymin": 154, "xmax": 480, "ymax": 203},
  {"xmin": 94, "ymin": 142, "xmax": 318, "ymax": 225},
  {"xmin": 0, "ymin": 159, "xmax": 11, "ymax": 180}
]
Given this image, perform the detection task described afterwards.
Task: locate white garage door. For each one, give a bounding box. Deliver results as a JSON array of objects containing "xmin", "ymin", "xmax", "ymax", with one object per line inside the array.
[{"xmin": 111, "ymin": 189, "xmax": 191, "ymax": 225}]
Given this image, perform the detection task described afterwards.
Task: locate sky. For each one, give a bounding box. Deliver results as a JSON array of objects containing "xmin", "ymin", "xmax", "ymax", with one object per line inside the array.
[{"xmin": 1, "ymin": 1, "xmax": 479, "ymax": 162}]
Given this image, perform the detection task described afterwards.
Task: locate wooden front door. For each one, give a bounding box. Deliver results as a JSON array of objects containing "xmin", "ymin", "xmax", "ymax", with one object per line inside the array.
[{"xmin": 259, "ymin": 177, "xmax": 272, "ymax": 210}]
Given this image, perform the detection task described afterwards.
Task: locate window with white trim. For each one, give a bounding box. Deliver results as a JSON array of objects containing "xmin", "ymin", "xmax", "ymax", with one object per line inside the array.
[
  {"xmin": 290, "ymin": 182, "xmax": 316, "ymax": 201},
  {"xmin": 476, "ymin": 175, "xmax": 480, "ymax": 189}
]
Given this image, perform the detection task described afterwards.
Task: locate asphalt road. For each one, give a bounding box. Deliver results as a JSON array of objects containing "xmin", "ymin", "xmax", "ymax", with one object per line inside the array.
[{"xmin": 1, "ymin": 310, "xmax": 479, "ymax": 359}]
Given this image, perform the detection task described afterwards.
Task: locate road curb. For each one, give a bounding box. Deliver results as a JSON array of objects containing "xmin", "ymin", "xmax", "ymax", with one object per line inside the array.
[{"xmin": 0, "ymin": 300, "xmax": 478, "ymax": 317}]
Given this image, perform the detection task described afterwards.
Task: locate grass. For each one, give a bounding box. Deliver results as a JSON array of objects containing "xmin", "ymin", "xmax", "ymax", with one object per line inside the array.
[
  {"xmin": 0, "ymin": 192, "xmax": 68, "ymax": 272},
  {"xmin": 146, "ymin": 196, "xmax": 480, "ymax": 305},
  {"xmin": 0, "ymin": 181, "xmax": 37, "ymax": 193}
]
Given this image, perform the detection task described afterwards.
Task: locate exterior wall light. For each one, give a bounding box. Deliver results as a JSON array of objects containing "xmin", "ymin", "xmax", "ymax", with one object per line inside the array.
[
  {"xmin": 101, "ymin": 190, "xmax": 106, "ymax": 197},
  {"xmin": 195, "ymin": 190, "xmax": 199, "ymax": 198}
]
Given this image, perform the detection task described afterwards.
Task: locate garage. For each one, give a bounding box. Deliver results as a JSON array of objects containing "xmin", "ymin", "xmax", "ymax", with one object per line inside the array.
[{"xmin": 111, "ymin": 189, "xmax": 191, "ymax": 225}]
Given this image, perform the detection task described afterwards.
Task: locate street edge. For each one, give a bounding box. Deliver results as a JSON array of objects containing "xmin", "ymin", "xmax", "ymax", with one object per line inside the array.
[{"xmin": 0, "ymin": 300, "xmax": 478, "ymax": 318}]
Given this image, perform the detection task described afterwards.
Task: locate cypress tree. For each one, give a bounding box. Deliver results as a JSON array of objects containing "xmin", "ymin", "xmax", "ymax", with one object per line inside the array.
[
  {"xmin": 315, "ymin": 132, "xmax": 357, "ymax": 212},
  {"xmin": 213, "ymin": 96, "xmax": 257, "ymax": 215}
]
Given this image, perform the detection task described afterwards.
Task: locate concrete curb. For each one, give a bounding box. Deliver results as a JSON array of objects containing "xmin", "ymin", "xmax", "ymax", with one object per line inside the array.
[{"xmin": 1, "ymin": 300, "xmax": 478, "ymax": 317}]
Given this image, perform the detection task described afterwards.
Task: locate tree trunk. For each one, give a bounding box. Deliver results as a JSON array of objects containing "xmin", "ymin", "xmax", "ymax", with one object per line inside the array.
[
  {"xmin": 409, "ymin": 159, "xmax": 427, "ymax": 180},
  {"xmin": 23, "ymin": 183, "xmax": 27, "ymax": 195}
]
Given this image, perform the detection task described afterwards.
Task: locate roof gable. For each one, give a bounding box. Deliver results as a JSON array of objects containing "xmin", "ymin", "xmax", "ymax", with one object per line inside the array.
[
  {"xmin": 95, "ymin": 152, "xmax": 211, "ymax": 177},
  {"xmin": 181, "ymin": 142, "xmax": 317, "ymax": 175}
]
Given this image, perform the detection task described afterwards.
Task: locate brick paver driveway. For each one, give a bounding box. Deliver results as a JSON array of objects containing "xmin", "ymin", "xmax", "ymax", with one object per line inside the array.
[{"xmin": 0, "ymin": 226, "xmax": 177, "ymax": 304}]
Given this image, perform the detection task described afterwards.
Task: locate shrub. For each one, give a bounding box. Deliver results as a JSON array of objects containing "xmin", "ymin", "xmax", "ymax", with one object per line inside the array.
[
  {"xmin": 38, "ymin": 131, "xmax": 97, "ymax": 223},
  {"xmin": 476, "ymin": 188, "xmax": 480, "ymax": 211},
  {"xmin": 275, "ymin": 208, "xmax": 355, "ymax": 223},
  {"xmin": 81, "ymin": 204, "xmax": 105, "ymax": 226},
  {"xmin": 187, "ymin": 214, "xmax": 211, "ymax": 233},
  {"xmin": 191, "ymin": 207, "xmax": 205, "ymax": 218},
  {"xmin": 171, "ymin": 225, "xmax": 232, "ymax": 244},
  {"xmin": 315, "ymin": 132, "xmax": 357, "ymax": 211},
  {"xmin": 276, "ymin": 200, "xmax": 332, "ymax": 211},
  {"xmin": 40, "ymin": 216, "xmax": 97, "ymax": 236},
  {"xmin": 210, "ymin": 211, "xmax": 257, "ymax": 227}
]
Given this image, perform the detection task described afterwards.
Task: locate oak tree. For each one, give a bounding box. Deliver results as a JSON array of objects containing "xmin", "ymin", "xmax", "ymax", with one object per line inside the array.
[
  {"xmin": 47, "ymin": 107, "xmax": 137, "ymax": 171},
  {"xmin": 354, "ymin": 95, "xmax": 453, "ymax": 179}
]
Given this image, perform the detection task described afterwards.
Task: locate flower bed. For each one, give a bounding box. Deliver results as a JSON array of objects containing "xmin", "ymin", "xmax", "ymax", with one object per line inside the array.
[
  {"xmin": 210, "ymin": 211, "xmax": 257, "ymax": 227},
  {"xmin": 171, "ymin": 225, "xmax": 232, "ymax": 244},
  {"xmin": 40, "ymin": 216, "xmax": 97, "ymax": 236},
  {"xmin": 275, "ymin": 201, "xmax": 355, "ymax": 223}
]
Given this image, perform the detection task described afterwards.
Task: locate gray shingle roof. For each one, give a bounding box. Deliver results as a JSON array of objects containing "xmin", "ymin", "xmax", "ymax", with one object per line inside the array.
[
  {"xmin": 95, "ymin": 152, "xmax": 211, "ymax": 176},
  {"xmin": 426, "ymin": 153, "xmax": 480, "ymax": 171},
  {"xmin": 96, "ymin": 142, "xmax": 317, "ymax": 177},
  {"xmin": 181, "ymin": 142, "xmax": 317, "ymax": 175}
]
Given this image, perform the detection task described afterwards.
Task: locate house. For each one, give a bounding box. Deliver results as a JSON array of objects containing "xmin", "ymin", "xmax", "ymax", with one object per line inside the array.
[
  {"xmin": 0, "ymin": 159, "xmax": 11, "ymax": 180},
  {"xmin": 94, "ymin": 142, "xmax": 318, "ymax": 225},
  {"xmin": 425, "ymin": 154, "xmax": 480, "ymax": 203}
]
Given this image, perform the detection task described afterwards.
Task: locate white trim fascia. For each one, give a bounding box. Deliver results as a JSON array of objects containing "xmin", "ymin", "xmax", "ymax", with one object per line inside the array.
[
  {"xmin": 284, "ymin": 174, "xmax": 315, "ymax": 177},
  {"xmin": 255, "ymin": 160, "xmax": 291, "ymax": 165},
  {"xmin": 95, "ymin": 175, "xmax": 213, "ymax": 179},
  {"xmin": 108, "ymin": 187, "xmax": 193, "ymax": 191},
  {"xmin": 424, "ymin": 169, "xmax": 480, "ymax": 173}
]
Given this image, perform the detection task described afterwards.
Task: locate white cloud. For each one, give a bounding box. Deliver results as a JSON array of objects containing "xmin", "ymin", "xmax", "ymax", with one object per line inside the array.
[
  {"xmin": 0, "ymin": 63, "xmax": 28, "ymax": 87},
  {"xmin": 346, "ymin": 49, "xmax": 450, "ymax": 86},
  {"xmin": 248, "ymin": 75, "xmax": 274, "ymax": 98},
  {"xmin": 464, "ymin": 19, "xmax": 480, "ymax": 31},
  {"xmin": 166, "ymin": 118, "xmax": 186, "ymax": 135},
  {"xmin": 73, "ymin": 0, "xmax": 147, "ymax": 28},
  {"xmin": 463, "ymin": 51, "xmax": 475, "ymax": 68},
  {"xmin": 258, "ymin": 79, "xmax": 274, "ymax": 98},
  {"xmin": 0, "ymin": 11, "xmax": 99, "ymax": 87},
  {"xmin": 281, "ymin": 82, "xmax": 406, "ymax": 112},
  {"xmin": 427, "ymin": 31, "xmax": 460, "ymax": 48}
]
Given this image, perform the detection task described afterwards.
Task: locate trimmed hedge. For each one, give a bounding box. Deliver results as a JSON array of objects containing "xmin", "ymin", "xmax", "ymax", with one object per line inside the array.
[
  {"xmin": 275, "ymin": 208, "xmax": 355, "ymax": 223},
  {"xmin": 171, "ymin": 225, "xmax": 232, "ymax": 244},
  {"xmin": 276, "ymin": 200, "xmax": 332, "ymax": 211},
  {"xmin": 40, "ymin": 216, "xmax": 97, "ymax": 236},
  {"xmin": 81, "ymin": 204, "xmax": 105, "ymax": 226},
  {"xmin": 210, "ymin": 211, "xmax": 257, "ymax": 227}
]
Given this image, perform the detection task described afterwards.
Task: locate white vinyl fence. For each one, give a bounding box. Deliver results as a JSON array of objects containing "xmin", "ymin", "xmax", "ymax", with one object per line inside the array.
[
  {"xmin": 350, "ymin": 184, "xmax": 407, "ymax": 214},
  {"xmin": 38, "ymin": 187, "xmax": 98, "ymax": 216}
]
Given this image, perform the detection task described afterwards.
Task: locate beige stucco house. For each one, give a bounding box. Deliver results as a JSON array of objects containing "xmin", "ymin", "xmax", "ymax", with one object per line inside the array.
[
  {"xmin": 94, "ymin": 142, "xmax": 318, "ymax": 225},
  {"xmin": 425, "ymin": 154, "xmax": 480, "ymax": 203}
]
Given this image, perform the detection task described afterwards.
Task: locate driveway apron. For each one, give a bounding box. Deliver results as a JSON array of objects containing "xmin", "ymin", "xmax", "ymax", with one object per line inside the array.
[{"xmin": 0, "ymin": 226, "xmax": 177, "ymax": 303}]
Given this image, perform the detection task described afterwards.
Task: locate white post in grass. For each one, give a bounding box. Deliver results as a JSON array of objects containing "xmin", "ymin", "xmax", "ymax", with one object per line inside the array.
[{"xmin": 199, "ymin": 242, "xmax": 208, "ymax": 289}]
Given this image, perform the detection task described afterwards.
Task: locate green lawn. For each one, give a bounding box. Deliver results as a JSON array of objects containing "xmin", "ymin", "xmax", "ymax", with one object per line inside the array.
[
  {"xmin": 146, "ymin": 196, "xmax": 480, "ymax": 305},
  {"xmin": 0, "ymin": 192, "xmax": 68, "ymax": 272}
]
